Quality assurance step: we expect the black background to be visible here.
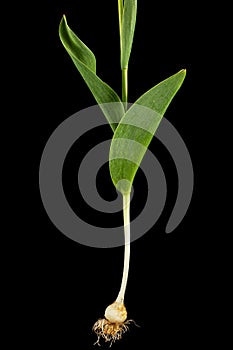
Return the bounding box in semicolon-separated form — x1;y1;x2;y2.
28;1;217;348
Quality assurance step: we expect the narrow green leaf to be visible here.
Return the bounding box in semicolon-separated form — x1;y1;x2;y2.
109;69;186;194
121;0;137;69
59;16;125;130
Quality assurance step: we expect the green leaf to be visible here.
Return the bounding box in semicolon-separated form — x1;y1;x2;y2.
59;15;125;131
109;69;186;194
121;0;137;69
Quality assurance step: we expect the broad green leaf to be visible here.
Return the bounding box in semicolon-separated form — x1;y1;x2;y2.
59;16;125;130
121;0;137;69
109;69;186;194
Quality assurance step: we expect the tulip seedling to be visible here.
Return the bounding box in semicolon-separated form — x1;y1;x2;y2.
59;0;186;346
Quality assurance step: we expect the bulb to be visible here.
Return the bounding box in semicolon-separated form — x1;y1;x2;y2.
93;302;136;346
104;301;127;323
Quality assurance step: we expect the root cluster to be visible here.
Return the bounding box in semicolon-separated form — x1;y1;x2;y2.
93;318;135;347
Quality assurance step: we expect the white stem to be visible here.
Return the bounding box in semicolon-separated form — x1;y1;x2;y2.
116;193;131;304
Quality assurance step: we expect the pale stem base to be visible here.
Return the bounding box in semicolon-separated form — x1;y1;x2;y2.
116;193;131;304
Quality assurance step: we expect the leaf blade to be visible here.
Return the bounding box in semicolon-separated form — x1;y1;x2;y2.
109;69;186;194
59;15;96;72
121;0;137;68
59;16;125;130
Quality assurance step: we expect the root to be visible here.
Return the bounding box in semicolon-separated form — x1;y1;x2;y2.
92;318;137;347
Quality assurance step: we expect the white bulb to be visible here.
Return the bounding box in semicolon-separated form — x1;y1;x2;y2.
104;301;127;323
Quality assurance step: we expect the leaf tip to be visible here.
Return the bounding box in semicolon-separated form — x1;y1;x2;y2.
177;68;187;83
60;14;67;25
181;68;187;76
